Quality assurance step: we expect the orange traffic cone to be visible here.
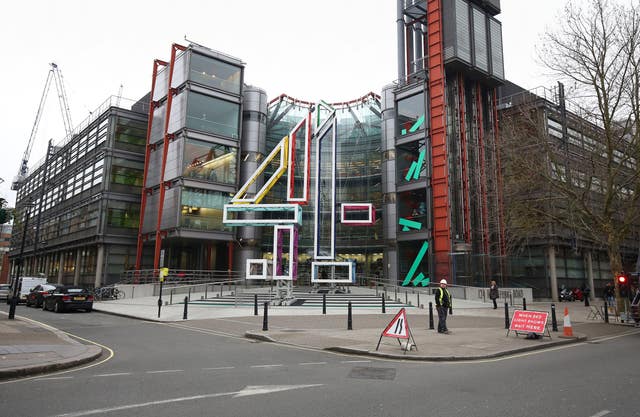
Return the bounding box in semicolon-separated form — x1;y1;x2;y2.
563;307;573;337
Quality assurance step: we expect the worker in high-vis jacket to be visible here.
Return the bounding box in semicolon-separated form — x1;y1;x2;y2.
434;279;452;334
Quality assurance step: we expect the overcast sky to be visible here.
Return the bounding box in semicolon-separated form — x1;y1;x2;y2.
0;0;574;208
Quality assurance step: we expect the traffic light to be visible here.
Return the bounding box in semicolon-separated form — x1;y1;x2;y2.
617;274;629;297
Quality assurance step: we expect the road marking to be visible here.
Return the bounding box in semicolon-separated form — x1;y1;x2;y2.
202;366;235;371
250;364;283;368
589;411;611;417
35;376;74;381
340;360;371;364
94;373;131;377
155;322;249;341
0;315;115;385
146;370;183;374
54;384;323;417
299;362;327;366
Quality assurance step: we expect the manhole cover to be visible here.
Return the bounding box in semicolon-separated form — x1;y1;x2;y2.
348;366;396;380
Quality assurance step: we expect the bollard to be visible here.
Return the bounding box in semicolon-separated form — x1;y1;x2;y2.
504;302;510;329
584;296;590;307
8;296;17;320
183;296;188;320
263;302;269;331
604;302;609;323
417;293;420;309
205;284;208;300
523;297;527;311
347;301;353;330
428;302;434;330
323;293;327;315
381;294;386;313
188;287;192;302
551;303;558;331
405;290;408;305
254;294;258;316
157;298;163;318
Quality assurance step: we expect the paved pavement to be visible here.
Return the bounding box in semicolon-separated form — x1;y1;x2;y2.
1;291;638;380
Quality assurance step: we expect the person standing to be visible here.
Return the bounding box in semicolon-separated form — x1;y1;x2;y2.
489;280;499;309
434;279;452;334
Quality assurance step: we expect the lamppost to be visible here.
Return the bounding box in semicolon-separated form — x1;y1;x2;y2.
8;201;34;320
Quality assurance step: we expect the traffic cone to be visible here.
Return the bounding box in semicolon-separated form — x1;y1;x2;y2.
563;307;573;337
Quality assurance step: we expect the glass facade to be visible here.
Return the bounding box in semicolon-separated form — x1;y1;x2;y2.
397;92;426;136
180;187;231;232
189;52;242;95
183;139;237;184
186;91;240;138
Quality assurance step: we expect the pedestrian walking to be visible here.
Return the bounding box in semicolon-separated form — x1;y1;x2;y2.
604;282;615;306
489;280;499;309
434;279;452;334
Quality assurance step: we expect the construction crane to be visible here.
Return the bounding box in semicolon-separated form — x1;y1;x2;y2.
12;62;73;191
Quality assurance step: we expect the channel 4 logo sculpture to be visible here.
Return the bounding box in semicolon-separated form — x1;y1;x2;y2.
223;101;376;284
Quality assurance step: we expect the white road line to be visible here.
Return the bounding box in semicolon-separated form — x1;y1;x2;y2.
36;376;74;381
146;370;184;374
340;360;371;364
299;362;328;366
202;366;235;371
250;364;283;368
94;373;131;377
589;411;611;417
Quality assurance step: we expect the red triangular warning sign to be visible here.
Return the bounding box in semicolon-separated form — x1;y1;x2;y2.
381;308;409;339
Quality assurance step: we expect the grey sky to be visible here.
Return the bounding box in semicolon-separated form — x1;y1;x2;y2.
0;0;570;207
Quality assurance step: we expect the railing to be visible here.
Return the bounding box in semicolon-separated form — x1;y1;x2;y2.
120;269;242;285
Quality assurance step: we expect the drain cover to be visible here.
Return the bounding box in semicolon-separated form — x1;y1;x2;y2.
348;366;396;380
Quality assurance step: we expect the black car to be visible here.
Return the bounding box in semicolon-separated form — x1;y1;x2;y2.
42;286;94;313
26;284;61;308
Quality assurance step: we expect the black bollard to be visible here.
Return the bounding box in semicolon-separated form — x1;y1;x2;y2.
8;296;17;320
263;302;269;331
428;302;434;330
551;303;558;331
157;298;163;319
254;294;258;316
347;301;353;330
183;296;188;320
604;302;609;323
584;295;590;307
504;302;510;329
323;293;327;315
381;294;386;313
523;298;527;311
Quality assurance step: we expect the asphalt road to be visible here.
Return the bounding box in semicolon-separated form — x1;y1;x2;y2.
2;307;639;417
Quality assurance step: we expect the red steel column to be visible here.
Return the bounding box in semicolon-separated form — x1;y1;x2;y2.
135;59;168;271
153;43;187;270
427;0;451;280
458;73;471;243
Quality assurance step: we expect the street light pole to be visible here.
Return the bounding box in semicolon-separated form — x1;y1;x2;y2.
8;203;33;320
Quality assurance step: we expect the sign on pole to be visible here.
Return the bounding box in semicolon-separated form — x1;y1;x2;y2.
376;308;417;352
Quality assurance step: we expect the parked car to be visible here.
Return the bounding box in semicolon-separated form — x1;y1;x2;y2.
0;284;10;301
42;286;94;313
26;284;61;308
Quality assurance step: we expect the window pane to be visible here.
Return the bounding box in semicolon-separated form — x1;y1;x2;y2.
189;53;242;95
397;93;426;136
183;139;237;184
180;187;231;231
186;92;240;139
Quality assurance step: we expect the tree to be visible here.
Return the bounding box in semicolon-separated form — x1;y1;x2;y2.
0;198;12;225
502;0;640;307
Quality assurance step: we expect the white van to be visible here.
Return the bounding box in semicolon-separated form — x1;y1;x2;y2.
14;277;48;303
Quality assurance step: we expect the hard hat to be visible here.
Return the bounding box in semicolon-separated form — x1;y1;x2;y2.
439;279;448;284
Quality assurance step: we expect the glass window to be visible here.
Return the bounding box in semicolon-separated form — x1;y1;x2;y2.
189;53;242;95
180;187;231;232
186;92;240;139
397;189;428;232
397;140;427;183
115;117;147;149
473;7;488;72
111;159;144;187
397;93;426;136
183;139;237;184
107;202;140;229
